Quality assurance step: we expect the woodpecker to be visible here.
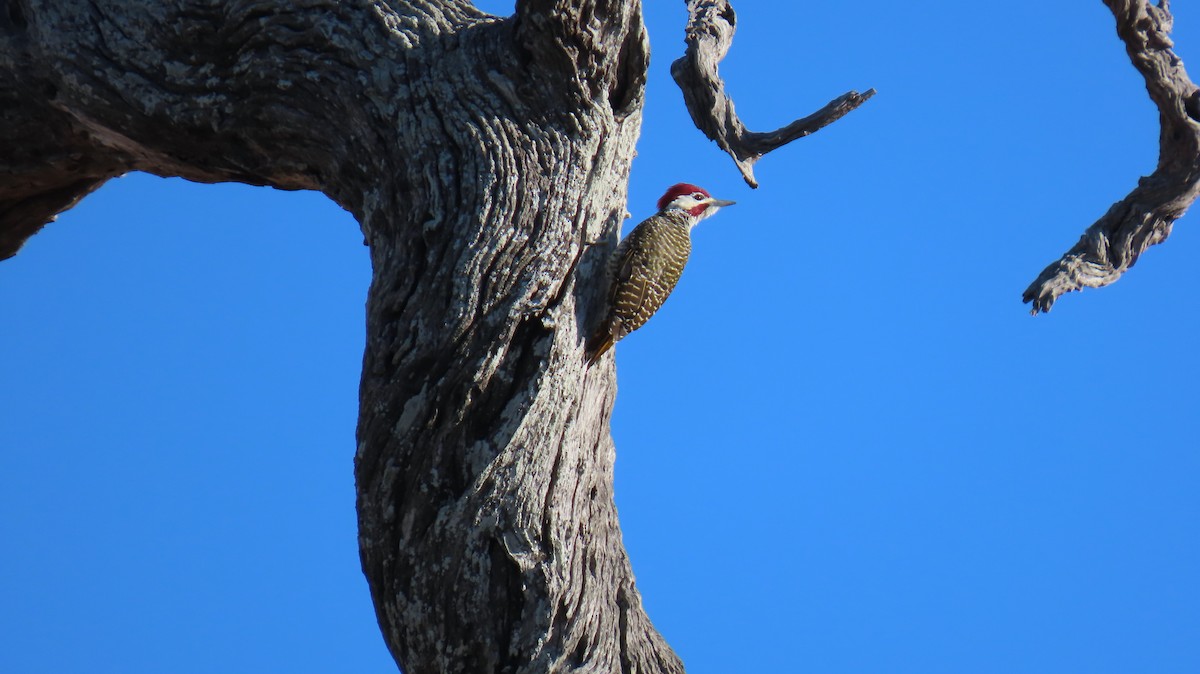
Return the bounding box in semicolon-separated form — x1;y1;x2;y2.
586;183;735;364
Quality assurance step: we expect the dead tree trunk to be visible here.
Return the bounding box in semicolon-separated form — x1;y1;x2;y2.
1;0;879;670
1;0;674;671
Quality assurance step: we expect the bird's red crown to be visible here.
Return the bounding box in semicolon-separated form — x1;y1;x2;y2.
657;183;711;211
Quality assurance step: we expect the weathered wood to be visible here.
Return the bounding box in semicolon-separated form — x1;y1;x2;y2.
1023;0;1200;313
670;0;875;188
1;0;878;671
0;1;678;672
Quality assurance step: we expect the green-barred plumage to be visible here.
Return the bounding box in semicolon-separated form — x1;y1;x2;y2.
608;211;692;339
586;183;734;364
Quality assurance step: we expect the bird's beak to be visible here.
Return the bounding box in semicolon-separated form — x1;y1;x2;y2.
707;198;736;208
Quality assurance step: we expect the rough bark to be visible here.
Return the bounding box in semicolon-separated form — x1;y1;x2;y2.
670;0;875;188
1023;0;1200;313
1;0;877;671
0;1;674;672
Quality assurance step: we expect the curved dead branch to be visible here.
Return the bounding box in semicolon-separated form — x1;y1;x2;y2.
670;0;875;188
1023;0;1200;314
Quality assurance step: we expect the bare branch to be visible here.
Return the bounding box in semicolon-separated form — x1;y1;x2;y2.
670;0;875;188
0;35;127;259
1023;0;1200;314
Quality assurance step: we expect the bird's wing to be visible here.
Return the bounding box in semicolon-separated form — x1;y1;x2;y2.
608;219;690;338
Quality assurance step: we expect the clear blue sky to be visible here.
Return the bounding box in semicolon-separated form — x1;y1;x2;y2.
3;3;1198;673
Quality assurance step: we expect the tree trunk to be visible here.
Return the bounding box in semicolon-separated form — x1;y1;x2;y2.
0;1;680;672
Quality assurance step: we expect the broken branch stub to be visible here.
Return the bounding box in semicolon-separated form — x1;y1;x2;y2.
1023;0;1200;314
670;0;875;188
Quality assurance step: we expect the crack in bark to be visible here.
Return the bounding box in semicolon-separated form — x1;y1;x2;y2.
1023;0;1200;313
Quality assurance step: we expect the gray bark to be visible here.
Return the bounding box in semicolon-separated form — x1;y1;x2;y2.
0;1;859;672
1;1;671;672
1023;0;1200;313
8;0;1181;671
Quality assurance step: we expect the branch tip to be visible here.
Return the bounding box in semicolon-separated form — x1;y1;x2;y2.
1022;0;1200;312
671;0;874;187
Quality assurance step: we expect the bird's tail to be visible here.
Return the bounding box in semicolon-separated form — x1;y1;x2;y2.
585;332;615;365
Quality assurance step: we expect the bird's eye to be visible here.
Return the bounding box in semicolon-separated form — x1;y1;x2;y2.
692;192;705;200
